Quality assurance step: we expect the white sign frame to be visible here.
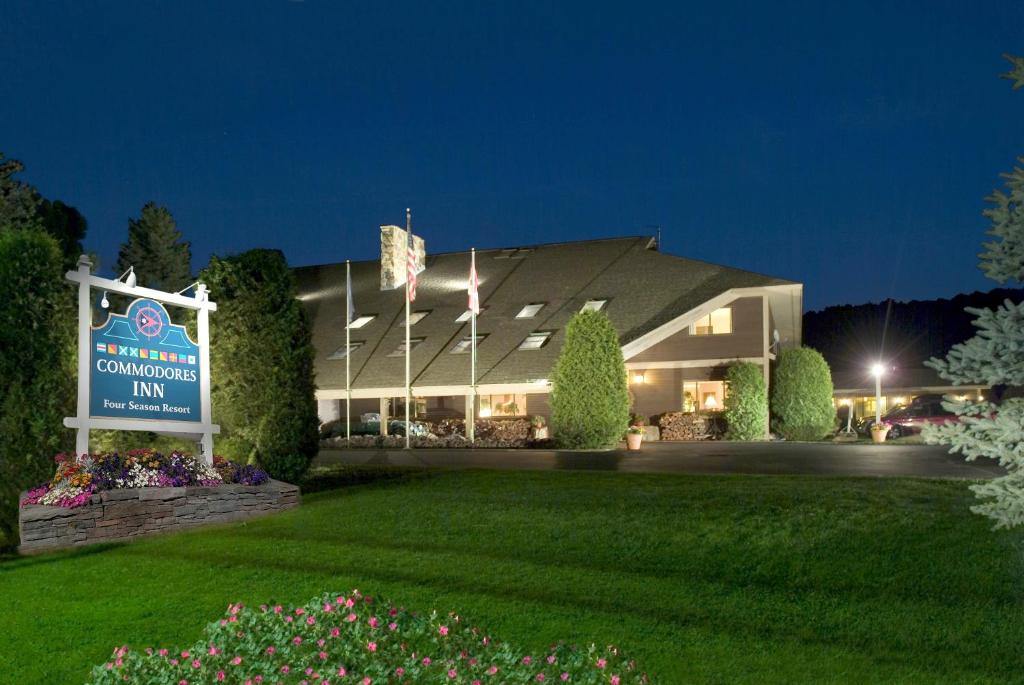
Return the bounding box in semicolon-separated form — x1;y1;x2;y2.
63;255;220;464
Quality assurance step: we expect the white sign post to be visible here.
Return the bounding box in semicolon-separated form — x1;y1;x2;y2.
63;255;220;464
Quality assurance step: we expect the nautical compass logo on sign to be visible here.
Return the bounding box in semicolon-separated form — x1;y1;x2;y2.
90;298;200;421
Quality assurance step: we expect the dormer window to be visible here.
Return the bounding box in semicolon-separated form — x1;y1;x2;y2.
401;310;430;326
455;307;485;322
450;334;486;354
348;315;376;329
519;331;552;350
516;303;545;319
387;337;425;357
327;341;364;360
580;299;607;312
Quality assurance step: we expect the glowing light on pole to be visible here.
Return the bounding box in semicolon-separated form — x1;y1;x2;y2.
871;363;885;426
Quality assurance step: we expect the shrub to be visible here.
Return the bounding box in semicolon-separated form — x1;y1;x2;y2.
201;250;319;483
88;590;647;685
723;361;768;440
550;310;630;448
0;229;75;542
771;347;836;441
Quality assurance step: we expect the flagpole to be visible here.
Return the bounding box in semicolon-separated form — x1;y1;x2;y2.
469;248;477;443
345;259;351;446
405;208;412;450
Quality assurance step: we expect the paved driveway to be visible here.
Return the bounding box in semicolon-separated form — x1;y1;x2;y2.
316;440;1003;480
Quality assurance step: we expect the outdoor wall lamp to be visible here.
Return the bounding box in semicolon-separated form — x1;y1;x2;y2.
116;265;137;289
100;291;109;309
632;372;645;384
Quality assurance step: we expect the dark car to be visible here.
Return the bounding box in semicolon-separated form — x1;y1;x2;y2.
859;395;956;439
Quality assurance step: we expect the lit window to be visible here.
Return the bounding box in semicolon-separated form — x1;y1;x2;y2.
327;341;364;360
455;307;485;322
401;310;430;326
516;303;545;319
581;299;607;312
479;394;527;417
690;307;732;335
682;381;726;413
387;337;425;357
519;331;552;350
348;315;376;329
450;334;486;354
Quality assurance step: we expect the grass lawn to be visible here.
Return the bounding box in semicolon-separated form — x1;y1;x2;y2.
3;468;1024;683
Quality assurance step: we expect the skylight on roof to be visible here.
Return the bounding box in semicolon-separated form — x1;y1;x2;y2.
516;303;545;319
348;315;376;329
327;341;364;360
580;299;607;312
519;331;552;350
403;310;430;326
450;334;486;354
455;307;485;322
387;337;425;357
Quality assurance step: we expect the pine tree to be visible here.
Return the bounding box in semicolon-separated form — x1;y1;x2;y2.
0;152;41;231
924;55;1024;528
116;202;192;292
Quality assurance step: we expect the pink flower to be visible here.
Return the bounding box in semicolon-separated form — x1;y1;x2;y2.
231;656;243;665
346;598;355;608
346;613;358;622
422;657;432;666
319;651;328;660
323;603;335;613
178;680;188;685
389;622;398;631
561;674;570;681
281;665;291;674
487;666;498;674
367;641;378;652
192;659;202;668
217;672;226;681
395;667;405;676
274;605;283;614
337;667;347;677
596;658;607;669
266;646;276;655
285;616;294;623
439;625;449;636
369;616;380;628
295;607;306;616
208;646;220;656
522;656;533;665
159;649;169;657
307;616;317;625
318;638;326;647
293;636;303;646
330;627;341;638
547;655;557;664
610;677;620;685
473;681;482;685
448;669;458;679
536;675;546;682
182;650;191;659
361;678;371;685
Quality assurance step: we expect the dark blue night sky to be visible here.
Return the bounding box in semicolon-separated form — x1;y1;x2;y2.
2;1;1021;310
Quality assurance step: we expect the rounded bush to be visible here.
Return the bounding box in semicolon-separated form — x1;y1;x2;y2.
550;310;630;449
771;347;836;441
723;361;768;440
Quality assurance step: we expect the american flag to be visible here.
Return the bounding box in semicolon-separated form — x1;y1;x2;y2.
407;229;417;302
468;254;479;314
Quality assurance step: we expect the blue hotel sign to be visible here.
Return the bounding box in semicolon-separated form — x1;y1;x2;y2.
91;298;201;422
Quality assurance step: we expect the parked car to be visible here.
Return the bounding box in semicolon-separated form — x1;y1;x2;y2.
858;395;955;439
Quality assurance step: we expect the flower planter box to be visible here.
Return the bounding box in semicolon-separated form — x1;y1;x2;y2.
18;480;299;554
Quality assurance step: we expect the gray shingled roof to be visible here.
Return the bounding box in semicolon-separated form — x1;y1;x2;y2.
294;236;796;391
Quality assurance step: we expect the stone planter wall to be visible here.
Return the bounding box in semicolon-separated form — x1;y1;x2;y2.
19;480;299;554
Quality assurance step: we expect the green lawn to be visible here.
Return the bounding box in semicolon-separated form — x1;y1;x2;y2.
3;468;1024;683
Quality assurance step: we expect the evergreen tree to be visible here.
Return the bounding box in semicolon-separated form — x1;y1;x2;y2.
925;55;1024;528
723;361;768;440
0;230;75;543
117;202;192;292
771;347;836;441
36;198;87;270
0;152;40;230
200;249;319;483
550;310;630;449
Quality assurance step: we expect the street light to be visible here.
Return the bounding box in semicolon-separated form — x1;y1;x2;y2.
871;363;885;425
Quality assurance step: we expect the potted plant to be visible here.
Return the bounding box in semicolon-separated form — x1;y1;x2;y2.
870;422;890;444
530;415;548;440
626;417;644;450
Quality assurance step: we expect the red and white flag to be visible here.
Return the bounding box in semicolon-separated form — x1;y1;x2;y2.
468;253;479;314
406;229;417;302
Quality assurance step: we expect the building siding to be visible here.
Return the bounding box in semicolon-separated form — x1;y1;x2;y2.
626;296;764;364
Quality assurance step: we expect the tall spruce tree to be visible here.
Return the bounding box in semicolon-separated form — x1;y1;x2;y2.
924;55;1024;528
117;202;192;292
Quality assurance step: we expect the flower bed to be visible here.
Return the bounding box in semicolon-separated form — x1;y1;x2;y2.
321;418;537;449
89;590;646;684
20;450;270;509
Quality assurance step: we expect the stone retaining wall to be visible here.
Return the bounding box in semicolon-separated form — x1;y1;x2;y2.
19;480;300;554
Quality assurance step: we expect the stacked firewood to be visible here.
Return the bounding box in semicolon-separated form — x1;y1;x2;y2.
657;412;710;441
